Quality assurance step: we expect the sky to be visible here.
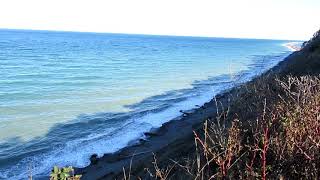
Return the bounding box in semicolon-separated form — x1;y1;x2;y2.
0;0;319;40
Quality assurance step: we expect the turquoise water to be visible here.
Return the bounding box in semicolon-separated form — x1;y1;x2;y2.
0;29;294;179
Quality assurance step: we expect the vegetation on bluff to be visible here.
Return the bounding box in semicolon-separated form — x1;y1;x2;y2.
141;76;320;179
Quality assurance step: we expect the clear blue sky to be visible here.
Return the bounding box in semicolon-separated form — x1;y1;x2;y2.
0;0;319;40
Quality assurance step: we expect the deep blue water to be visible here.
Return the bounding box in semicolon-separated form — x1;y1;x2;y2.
0;29;294;179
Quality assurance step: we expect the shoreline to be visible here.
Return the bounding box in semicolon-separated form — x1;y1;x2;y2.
75;89;233;179
75;50;296;179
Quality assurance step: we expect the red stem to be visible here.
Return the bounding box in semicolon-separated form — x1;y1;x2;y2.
262;126;269;180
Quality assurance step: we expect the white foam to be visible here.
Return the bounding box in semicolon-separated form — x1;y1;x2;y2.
0;83;227;180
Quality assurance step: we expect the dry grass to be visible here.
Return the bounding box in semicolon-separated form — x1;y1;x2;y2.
143;75;320;180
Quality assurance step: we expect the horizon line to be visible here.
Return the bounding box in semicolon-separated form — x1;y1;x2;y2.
0;28;307;42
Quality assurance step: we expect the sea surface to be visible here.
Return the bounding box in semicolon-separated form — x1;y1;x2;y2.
0;29;296;179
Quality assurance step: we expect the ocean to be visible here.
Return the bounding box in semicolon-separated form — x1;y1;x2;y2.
0;29;295;179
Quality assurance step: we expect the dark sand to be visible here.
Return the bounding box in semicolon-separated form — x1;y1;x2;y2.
75;90;233;179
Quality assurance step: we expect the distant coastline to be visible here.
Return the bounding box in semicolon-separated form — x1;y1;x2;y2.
283;42;302;51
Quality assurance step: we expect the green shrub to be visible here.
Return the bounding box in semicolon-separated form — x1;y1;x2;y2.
50;166;81;180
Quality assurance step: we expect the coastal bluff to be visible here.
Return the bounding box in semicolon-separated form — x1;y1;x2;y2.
76;29;320;180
